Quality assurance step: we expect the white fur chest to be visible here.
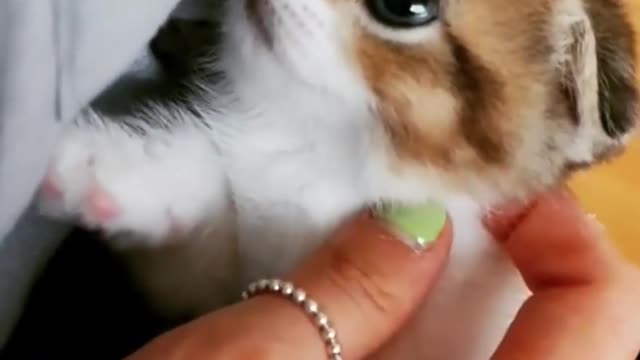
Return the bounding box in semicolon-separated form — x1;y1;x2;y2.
220;94;377;282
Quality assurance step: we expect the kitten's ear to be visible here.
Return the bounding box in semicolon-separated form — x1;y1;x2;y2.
556;0;638;166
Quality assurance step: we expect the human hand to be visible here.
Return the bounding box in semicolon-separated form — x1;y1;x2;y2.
127;187;640;360
485;187;640;360
126;205;453;360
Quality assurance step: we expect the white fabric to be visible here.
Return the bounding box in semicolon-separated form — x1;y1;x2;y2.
0;0;181;241
0;0;188;346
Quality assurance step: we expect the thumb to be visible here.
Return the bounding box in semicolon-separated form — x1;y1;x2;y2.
282;204;452;360
124;205;452;360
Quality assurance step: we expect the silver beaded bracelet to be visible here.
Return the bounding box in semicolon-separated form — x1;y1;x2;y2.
242;278;344;360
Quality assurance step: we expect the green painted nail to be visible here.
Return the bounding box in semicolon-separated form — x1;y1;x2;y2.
377;202;447;251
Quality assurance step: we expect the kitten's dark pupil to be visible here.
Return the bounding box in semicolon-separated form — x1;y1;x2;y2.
366;0;439;28
385;1;430;18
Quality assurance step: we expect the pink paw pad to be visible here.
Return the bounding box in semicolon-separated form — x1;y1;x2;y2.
41;176;62;198
84;185;120;223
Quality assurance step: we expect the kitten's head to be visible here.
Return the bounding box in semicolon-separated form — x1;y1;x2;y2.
223;0;638;204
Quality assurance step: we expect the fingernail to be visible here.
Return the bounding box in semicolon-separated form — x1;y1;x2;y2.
375;202;447;251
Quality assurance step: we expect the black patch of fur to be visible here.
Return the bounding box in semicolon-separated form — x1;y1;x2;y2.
445;29;507;164
587;0;638;137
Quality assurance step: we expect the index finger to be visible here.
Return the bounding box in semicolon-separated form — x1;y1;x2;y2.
486;187;622;291
485;187;640;359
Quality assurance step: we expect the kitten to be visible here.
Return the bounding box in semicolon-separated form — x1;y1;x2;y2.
40;0;637;358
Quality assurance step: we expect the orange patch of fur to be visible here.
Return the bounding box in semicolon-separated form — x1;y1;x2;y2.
337;0;637;201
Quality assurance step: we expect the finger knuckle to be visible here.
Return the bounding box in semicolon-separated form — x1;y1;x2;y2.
325;244;399;318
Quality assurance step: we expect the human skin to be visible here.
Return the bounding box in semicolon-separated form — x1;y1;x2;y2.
127;187;640;360
487;189;640;360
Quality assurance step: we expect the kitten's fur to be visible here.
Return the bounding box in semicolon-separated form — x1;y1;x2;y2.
40;0;637;358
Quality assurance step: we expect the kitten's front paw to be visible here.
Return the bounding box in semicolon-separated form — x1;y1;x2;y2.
39;126;224;243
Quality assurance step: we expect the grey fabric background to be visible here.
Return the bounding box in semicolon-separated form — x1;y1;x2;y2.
0;0;223;347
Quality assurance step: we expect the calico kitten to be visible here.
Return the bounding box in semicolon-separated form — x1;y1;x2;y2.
40;0;637;358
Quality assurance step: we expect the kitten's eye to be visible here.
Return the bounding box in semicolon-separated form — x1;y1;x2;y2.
365;0;439;28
